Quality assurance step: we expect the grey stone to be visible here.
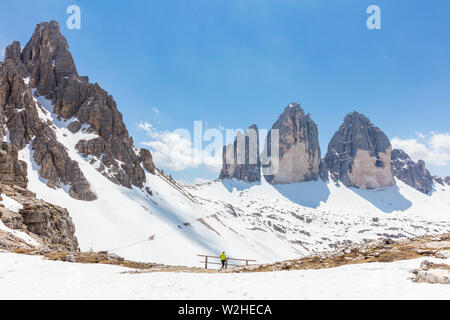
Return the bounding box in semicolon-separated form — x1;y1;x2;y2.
1;20;157;197
324;111;394;189
390;149;433;194
219;124;261;182
445;176;450;185
433;176;444;186
263;103;321;184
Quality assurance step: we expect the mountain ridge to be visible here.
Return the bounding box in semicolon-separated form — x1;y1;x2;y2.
0;21;449;266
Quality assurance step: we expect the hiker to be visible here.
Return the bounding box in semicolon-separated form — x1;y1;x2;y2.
219;251;227;270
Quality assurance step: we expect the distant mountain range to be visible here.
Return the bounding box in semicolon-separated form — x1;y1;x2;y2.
0;21;449;266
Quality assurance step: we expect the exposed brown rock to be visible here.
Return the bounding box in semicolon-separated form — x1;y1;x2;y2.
219;124;261;182
20;201;78;251
1;20;157;199
1;41;96;200
139;148;156;174
324;112;395;189
19;21;155;189
0;142;28;188
0;206;23;229
67;120;81;133
21;20;78;97
391;149;433;194
0;183;78;251
32;129;97;200
263;103;321;184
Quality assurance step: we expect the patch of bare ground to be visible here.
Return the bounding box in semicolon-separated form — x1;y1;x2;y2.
45;250;211;273
3;233;450;274
227;233;450;273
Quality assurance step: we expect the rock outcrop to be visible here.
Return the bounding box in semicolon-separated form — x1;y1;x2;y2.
324;111;395;189
445;177;450;186
0;140;78;251
20;21;155;189
0;183;78;251
0;20;156;199
0;37;96;200
319;159;329;181
411;260;450;285
262;103;321;184
219;125;261;182
433;176;445;186
0;142;28;188
390;149;433;194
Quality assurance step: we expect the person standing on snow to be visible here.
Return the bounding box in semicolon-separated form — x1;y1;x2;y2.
219;251;227;270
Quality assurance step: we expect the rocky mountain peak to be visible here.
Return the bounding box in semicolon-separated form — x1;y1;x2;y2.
262;103;321;184
219;124;261;182
433;176;445;186
0;21;156;201
5;41;21;62
21;20;78;94
324;111;394;189
390;149;433;194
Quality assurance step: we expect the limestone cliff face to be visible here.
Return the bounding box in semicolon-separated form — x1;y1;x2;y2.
219;124;261;182
22;21;155;187
263;103;321;184
0;183;79;252
0;20;158;250
324;112;395;189
0;21;156;200
0;42;96;200
390;149;433;194
0;142;78;251
0;142;27;188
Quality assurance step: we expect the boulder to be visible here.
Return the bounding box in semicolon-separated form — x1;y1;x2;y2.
0;182;79;251
0;206;24;229
20;199;78;251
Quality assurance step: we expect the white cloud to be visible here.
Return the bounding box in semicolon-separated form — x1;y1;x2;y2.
152;107;160;117
138;122;222;172
415;131;425;140
391;132;450;167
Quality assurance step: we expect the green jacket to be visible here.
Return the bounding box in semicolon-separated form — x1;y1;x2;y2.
220;253;226;261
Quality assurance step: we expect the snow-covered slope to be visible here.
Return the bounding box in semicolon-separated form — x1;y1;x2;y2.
1;251;450;299
16;97;450;266
188;178;450;257
10;77;449;267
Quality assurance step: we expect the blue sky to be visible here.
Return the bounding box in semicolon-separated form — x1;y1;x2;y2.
1;0;450;182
